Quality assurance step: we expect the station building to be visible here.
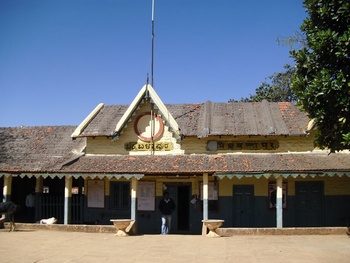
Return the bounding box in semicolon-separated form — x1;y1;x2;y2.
1;84;350;234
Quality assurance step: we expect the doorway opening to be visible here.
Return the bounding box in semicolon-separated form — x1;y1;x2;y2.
166;183;191;233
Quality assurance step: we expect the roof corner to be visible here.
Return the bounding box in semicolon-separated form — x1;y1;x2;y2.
71;103;104;138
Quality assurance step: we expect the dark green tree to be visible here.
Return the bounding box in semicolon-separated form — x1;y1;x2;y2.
231;64;297;102
291;0;350;152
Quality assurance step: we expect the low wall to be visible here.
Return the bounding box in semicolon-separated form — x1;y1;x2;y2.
216;227;349;236
8;223;116;233
7;223;350;236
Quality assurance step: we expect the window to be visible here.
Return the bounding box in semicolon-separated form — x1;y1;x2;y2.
110;182;130;210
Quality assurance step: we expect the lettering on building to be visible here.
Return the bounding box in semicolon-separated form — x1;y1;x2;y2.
207;140;279;151
125;142;173;151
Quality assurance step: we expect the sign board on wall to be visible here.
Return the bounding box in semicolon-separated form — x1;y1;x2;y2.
207;140;279;151
138;181;155;211
200;182;218;200
125;142;173;151
87;180;105;208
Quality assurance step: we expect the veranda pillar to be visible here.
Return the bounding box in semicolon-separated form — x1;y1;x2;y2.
2;175;12;202
64;176;72;225
131;177;138;232
202;173;209;235
276;176;283;228
1;175;12;221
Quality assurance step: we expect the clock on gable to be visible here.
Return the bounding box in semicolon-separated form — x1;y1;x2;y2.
134;112;164;142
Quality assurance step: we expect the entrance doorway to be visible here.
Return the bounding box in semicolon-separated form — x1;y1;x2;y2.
166;183;191;233
232;185;255;227
11;176;36;222
296;181;324;226
0;178;3;201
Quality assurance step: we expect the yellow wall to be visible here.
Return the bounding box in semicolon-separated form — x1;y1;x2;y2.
83;174;350;200
218;175;350;197
86;102;183;155
219;177;268;196
84;177;132;196
286;176;350;195
324;176;350;195
86;132;315;155
144;175;200;197
182;135;315;154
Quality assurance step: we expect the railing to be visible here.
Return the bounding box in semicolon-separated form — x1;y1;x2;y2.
38;194;83;224
40;195;64;223
71;195;84;224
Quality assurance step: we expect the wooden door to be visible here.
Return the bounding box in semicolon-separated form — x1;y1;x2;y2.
233;185;255;227
296;181;324;226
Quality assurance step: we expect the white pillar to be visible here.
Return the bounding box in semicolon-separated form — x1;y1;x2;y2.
276;176;283;228
64;176;72;225
131;177;137;221
34;177;43;222
2;175;12;202
202;173;209;236
2;175;12;220
203;173;209;220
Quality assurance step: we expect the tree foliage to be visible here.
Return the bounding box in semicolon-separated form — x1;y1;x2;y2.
277;31;307;50
231;64;297;102
291;0;350;152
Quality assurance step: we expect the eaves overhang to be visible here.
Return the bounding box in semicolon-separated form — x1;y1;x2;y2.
0;172;144;180
215;171;350;179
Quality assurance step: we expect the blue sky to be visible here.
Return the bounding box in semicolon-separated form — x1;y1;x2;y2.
0;0;307;127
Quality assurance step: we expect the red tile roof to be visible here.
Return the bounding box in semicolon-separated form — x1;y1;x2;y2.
1;126;349;175
78;101;310;138
57;152;350;175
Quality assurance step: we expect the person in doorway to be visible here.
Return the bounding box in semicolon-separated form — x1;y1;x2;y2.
158;191;176;235
25;191;36;222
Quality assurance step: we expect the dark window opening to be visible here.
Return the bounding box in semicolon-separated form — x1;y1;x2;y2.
110;182;130;210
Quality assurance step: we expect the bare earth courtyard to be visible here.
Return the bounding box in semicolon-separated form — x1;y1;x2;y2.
0;229;349;263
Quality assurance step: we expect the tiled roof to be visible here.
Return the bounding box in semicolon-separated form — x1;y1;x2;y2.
80;105;128;136
61;154;215;174
1;126;349;174
59;152;350;175
0;126;85;172
78;100;310;138
212;152;350;173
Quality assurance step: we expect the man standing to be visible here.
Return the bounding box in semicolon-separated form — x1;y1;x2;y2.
25;191;36;222
158;192;176;235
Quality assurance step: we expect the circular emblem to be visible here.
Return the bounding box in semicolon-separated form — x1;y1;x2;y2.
134;112;164;141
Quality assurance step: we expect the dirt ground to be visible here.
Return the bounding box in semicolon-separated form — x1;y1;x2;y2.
1;229;350;263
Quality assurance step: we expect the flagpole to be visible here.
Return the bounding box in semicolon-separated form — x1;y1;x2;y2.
150;0;155;154
151;0;155;88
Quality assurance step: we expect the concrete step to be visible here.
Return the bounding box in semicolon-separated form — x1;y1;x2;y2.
6;223;350;236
